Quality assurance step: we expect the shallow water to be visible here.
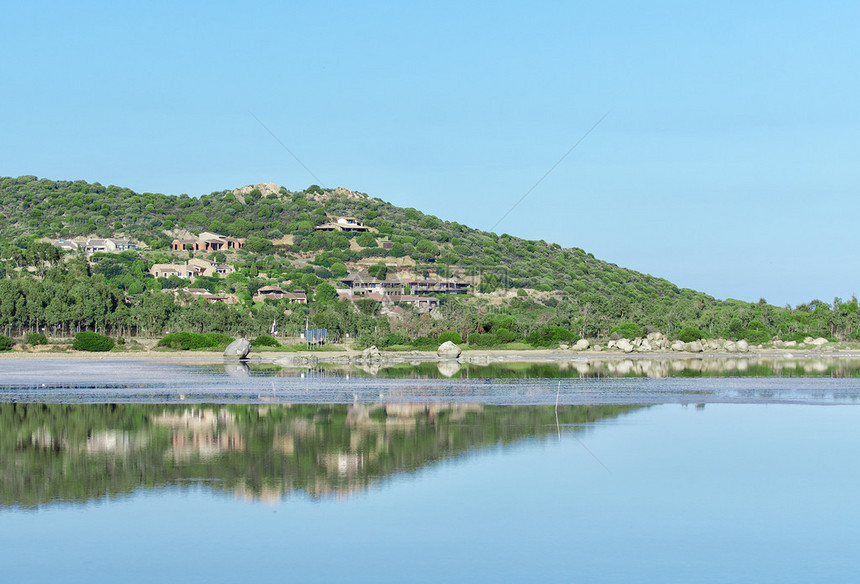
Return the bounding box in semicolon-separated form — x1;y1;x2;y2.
1;358;858;583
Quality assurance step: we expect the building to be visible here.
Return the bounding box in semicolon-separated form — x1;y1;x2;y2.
315;216;371;232
171;232;245;252
150;258;235;280
340;273;471;296
252;286;307;304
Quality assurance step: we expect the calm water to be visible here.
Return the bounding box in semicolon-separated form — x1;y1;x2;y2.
1;357;859;583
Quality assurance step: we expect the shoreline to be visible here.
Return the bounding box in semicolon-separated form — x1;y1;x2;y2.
2;346;860;364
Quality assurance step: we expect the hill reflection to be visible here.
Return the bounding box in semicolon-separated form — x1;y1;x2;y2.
1;403;636;508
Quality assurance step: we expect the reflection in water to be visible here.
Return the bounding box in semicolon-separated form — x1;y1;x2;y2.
0;403;636;508
316;356;860;380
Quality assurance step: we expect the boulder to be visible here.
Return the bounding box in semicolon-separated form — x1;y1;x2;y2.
783;340;797;347
436;340;462;359
809;337;828;346
670;341;685;352
736;340;749;353
224;337;251;359
559;343;569;350
616;338;635;353
683;341;704;353
573;339;590;351
723;341;737;353
638;339;652;352
362;345;382;361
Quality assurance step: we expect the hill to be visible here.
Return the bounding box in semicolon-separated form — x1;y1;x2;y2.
0;175;856;345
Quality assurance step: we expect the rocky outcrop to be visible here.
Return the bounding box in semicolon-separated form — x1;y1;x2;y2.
437;341;462;359
573;339;590;351
224;338;251;359
362;345;382;361
615;338;635;353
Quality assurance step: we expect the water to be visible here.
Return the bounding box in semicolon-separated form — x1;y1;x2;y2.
1;357;858;583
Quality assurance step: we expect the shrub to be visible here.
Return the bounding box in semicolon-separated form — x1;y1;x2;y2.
526;326;575;347
0;335;12;352
437;331;463;345
27;332;49;345
495;328;519;343
73;331;115;352
742;320;773;345
252;334;280;347
467;332;498;347
677;326;703;343
609;323;642;339
157;332;234;350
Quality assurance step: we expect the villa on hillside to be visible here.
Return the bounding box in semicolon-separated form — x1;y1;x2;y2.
340;273;471;296
150;258;235;280
171;232;245;252
50;238;138;255
253;285;307;304
315;216;371;233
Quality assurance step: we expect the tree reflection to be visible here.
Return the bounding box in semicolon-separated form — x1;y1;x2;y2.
0;403;637;508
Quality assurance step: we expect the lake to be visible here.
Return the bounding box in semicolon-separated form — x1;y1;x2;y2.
1;357;858;583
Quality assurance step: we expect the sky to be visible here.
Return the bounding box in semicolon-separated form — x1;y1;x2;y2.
2;0;858;306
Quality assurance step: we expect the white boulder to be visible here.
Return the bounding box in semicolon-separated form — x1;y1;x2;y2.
436;341;462;359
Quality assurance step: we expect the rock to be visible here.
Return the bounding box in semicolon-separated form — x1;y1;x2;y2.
607;340;617;349
647;332;664;342
736;340;749;353
784;340;797;347
671;341;685;352
639;339;652;352
559;343;569;350
224;337;251;359
632;337;643;347
573;339;590;351
809;337;828;346
616;338;635;353
436;341;462;359
723;341;737;353
362;345;382;361
683;341;703;353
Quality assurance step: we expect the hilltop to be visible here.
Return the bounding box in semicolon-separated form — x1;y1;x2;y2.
0;175;856;346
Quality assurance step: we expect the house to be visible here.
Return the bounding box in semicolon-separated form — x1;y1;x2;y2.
340;273;471;296
150;258;235;280
406;279;471;295
171;232;245;252
315;216;371;232
55;240;79;252
341;273;404;296
252;286;306;304
83;238;137;255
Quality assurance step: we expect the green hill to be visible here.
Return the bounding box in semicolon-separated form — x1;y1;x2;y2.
0;175;856;344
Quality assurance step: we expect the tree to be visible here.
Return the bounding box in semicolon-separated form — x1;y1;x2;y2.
314;282;337;303
368;262;388;281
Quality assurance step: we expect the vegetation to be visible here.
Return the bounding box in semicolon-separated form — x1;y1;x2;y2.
1;175;859;347
72;331;114;352
26;332;48;345
0;335;11;351
156;332;234;350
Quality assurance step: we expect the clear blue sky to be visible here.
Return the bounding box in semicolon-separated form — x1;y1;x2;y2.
3;1;857;306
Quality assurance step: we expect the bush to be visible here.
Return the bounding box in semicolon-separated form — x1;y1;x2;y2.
27;332;49;345
609;323;642;339
73;331;115;352
742;320;773;345
437;331;463;345
157;332;234;350
526;326;575;347
0;335;12;352
467;332;499;347
252;334;280;347
677;326;703;343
